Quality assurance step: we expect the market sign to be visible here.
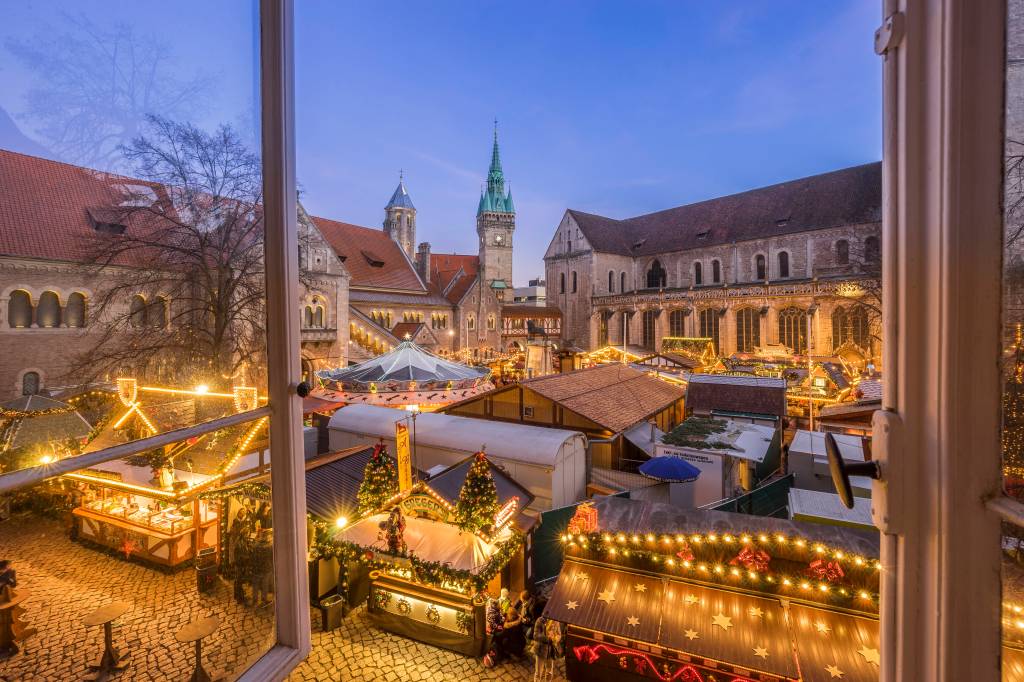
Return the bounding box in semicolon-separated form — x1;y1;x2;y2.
396;422;412;492
398;493;450;522
494;496;519;532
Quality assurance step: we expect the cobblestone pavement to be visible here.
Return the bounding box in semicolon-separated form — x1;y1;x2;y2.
0;514;274;681
0;514;563;682
290;606;565;682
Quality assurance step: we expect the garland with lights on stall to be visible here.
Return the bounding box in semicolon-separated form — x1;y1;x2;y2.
560;529;880;611
308;514;523;594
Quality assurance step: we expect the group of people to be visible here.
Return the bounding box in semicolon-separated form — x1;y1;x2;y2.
483;587;563;680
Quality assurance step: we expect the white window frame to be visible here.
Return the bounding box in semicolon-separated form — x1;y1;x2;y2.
878;1;1003;680
0;2;310;679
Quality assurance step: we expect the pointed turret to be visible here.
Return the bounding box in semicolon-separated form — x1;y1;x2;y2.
504;187;515;213
478;122;513;216
383;171;416;259
386;174;415;210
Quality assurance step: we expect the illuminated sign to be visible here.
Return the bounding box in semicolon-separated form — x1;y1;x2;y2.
494;496;519;531
395;422;412;492
398;493;449;522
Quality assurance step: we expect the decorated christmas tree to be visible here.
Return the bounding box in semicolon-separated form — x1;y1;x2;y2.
357;443;399;514
1005;325;1024;488
454;451;499;534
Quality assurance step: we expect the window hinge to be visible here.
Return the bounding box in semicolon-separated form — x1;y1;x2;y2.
874;12;906;56
869;409;906;534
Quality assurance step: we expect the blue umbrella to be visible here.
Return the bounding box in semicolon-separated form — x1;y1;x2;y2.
638;456;701;483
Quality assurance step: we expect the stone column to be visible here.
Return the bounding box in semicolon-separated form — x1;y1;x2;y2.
766;306;779;345
719;302;736;357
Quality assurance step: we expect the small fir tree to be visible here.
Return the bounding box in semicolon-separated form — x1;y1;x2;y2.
455;451;499;534
357;443;399;514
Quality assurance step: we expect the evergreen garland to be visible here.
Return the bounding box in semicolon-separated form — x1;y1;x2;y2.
357;443;399;514
454;451;499;533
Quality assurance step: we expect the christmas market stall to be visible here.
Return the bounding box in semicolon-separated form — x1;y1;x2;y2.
64;379;268;568
0;393;104;473
310;448;534;656
545;495;883;682
313;340;493;412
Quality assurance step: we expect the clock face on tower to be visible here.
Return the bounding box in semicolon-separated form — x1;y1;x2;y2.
495;233;503;244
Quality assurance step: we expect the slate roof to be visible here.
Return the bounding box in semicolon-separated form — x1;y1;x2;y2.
426;454;535;510
520;364;684;433
385;179;415;209
686;374;788;419
567;162;881;257
312;216;425;291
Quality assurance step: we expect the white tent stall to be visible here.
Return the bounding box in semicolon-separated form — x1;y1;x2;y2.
327;404;587;510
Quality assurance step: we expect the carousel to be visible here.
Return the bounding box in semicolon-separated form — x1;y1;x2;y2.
314;341;494;412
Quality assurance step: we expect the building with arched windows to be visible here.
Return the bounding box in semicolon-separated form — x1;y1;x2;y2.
544;163;882;366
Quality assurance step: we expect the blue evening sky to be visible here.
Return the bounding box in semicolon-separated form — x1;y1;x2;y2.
0;1;880;286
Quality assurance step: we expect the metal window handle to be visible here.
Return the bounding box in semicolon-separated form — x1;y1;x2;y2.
825;431;881;509
295;381;311;398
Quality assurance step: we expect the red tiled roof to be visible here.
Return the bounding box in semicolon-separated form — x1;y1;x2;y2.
568;162;881;256
390;321;425;341
312;216;425;291
0;150;167;265
431;253;479;304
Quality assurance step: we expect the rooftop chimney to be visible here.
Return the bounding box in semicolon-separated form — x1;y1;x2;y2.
416;242;431;284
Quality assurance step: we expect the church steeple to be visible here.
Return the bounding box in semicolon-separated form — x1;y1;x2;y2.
478;121;515;216
383;171;416;259
476;121;515;292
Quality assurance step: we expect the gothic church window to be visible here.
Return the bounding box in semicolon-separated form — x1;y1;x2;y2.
755;254;767;280
642;310;658;349
8;290;32;328
608;271;615;293
711;259;721;284
832;305;870;350
778;251;790;278
694;262;703;286
467;315;475;331
129;295;147;328
487;314;496;331
836;239;850;265
646;260;666;289
572;271;578;293
559;273;565;294
620;272;627;293
669;309;686;336
149;296;168;328
864;235;880;263
303;307;314;328
735;308;761;353
698;308;720;355
778;307;807;353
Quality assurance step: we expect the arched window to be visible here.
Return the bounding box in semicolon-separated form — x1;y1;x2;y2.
21;371;40;396
778;307;807;353
385;311;393;328
559;272;566;294
314;306;324;328
608;271;615;293
642;310;658;349
669;309;686;336
836;239;850;265
150;296;168;328
777;251;790;278
8;290;32;328
735;308;761;353
698;308;721;354
467;315;476;331
620;272;627;293
711;259;721;284
487;314;496;330
755;254;767;280
832;305;871;350
129;295;147;328
36;291;61;328
66;292;86;328
303;307;313;327
864;235;880;263
571;271;578;293
646;260;666;289
694;262;703;286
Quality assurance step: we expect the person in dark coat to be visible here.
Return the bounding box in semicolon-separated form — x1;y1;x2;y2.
0;560;16;590
502;606;526;659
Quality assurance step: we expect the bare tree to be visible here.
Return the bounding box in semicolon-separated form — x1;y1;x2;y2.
5;14;212;170
67;116;265;390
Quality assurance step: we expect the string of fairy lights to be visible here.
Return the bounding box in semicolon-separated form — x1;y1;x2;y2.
561;529;881;609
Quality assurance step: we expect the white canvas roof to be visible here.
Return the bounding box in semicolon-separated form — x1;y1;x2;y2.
788;488;874;529
328;404;584;467
789;430;866;461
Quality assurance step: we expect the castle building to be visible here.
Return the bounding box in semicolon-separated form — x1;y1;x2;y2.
543;163;883;368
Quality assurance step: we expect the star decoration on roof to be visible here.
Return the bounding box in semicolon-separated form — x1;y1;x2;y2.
748;606;764;619
626;616;640;627
684;594;700;605
753;646;769;659
597;590;615;604
633;583;647;593
825;663;845;678
684;629;700;641
815;621;832;635
566;601;579;611
573;572;589;581
857;646;881;666
711;613;733;630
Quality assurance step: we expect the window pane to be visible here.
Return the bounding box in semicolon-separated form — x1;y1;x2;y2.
0;2;266;479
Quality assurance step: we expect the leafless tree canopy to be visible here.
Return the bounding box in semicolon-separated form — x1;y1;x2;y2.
68;116;266;390
5;14;212;170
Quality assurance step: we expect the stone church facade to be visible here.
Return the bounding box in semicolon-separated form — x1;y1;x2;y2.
544;163;883;367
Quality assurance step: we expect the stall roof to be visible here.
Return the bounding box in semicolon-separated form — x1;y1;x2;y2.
0;395;93;451
686;374;787;419
789;430;874;491
317;340;489;385
427;455;535;510
329;404;585;467
662;418;776;463
304;446;426;522
789;488;874;530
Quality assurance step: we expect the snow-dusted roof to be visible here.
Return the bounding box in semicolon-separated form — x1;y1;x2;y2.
327;404;585;467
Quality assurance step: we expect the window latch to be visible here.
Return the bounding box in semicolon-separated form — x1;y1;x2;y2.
874;12;906;56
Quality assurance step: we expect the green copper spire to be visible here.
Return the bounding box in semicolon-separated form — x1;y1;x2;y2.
478;120;514;216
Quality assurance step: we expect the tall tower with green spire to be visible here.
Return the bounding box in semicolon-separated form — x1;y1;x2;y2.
476;121;515;296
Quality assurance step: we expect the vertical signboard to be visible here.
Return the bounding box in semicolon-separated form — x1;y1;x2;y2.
395;421;412;492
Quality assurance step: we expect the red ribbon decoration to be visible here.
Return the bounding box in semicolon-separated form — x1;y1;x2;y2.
808;559;845;582
730;546;771;573
675;544;695;562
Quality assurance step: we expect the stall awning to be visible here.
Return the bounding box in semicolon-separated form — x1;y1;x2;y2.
622;422;664;457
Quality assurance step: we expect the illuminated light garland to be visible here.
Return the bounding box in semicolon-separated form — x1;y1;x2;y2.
572;643;756;682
